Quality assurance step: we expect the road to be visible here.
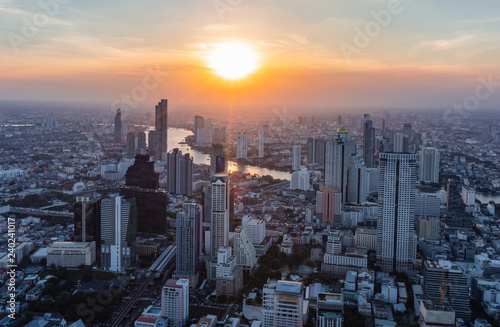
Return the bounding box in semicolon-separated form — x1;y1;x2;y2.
108;271;156;327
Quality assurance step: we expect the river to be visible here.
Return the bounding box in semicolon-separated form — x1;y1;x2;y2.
146;127;291;180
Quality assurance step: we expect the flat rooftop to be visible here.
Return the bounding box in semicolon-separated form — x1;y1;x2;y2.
50;242;93;248
422;299;454;312
276;280;302;294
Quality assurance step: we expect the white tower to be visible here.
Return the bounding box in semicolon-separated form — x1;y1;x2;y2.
236;133;248;159
377;153;417;272
258;130;265;158
292;145;302;171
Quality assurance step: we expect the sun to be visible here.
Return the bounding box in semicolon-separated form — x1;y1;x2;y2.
207;42;260;81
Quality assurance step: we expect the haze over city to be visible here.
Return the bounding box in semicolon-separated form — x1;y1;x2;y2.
1;1;500;327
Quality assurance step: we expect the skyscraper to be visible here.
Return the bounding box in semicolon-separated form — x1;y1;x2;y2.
321;187;342;225
74;196;102;254
120;154;167;234
377;153;417;272
403;123;412;140
346;154;368;204
175;203;202;285
258;130;265;158
126;132;136;156
236;133;248;159
167;148;193;196
194;115;205;141
211;174;230;258
363;114;376;168
155;99;168;161
393;133;409;153
419;147;440;184
233;226;257;272
325;127;356;202
137;131;146;153
148;131;156;157
211;143;227;176
292;145;301;171
100;196;137;272
161;279;189;327
263;279;305;327
307;137;326;165
424;260;471;323
114;108;122;142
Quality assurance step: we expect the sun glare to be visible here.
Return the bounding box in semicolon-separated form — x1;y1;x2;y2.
207;42;259;81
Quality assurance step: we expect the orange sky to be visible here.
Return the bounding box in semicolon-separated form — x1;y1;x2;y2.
1;0;499;111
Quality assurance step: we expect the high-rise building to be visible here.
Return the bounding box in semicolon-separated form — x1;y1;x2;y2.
292;145;302;171
213;126;227;143
155;99;168;161
307;138;326;165
258;130;265;158
148;131;156;157
120;154;167;234
233;226;257;272
114;108;122;142
74;196;102;255
211;143;227;176
236;133;247;159
416;217;440;240
321;187;342;225
325;127;356;202
423;260;470;323
126;132;136;155
194;115;205;140
161;279;189;327
415;193;441;217
167;148;193;196
403;123;412;141
211;174;229;258
393;133;409;153
100;196;137;272
462;186;476;206
175;203;202;286
419;147;440;184
242;217;266;245
290;168;310;191
263;279;305;327
347;154;368;205
215;247;243;297
316;190;324;221
363;114;376;168
137;131;146;153
377;153;417;272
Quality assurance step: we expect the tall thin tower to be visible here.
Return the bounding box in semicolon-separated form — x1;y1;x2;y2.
114;108;122;142
175;203;202;285
377;153;417;272
155;99;168;161
258;131;265;158
211;174;229;258
324;127;356;202
363;114;376;168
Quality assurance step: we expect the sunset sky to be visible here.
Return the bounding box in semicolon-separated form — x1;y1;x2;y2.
1;0;499;111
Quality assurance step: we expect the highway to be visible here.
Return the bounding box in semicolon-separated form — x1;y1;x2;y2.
108;271;156;327
10;207;73;218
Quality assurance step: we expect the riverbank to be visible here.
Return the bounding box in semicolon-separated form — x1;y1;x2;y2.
185;135;293;175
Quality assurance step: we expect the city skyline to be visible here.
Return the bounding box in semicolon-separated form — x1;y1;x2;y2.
2;1;500;326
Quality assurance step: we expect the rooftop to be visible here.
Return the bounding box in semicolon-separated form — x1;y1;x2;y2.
276;280;302;294
50;241;94;248
421;299;454;312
